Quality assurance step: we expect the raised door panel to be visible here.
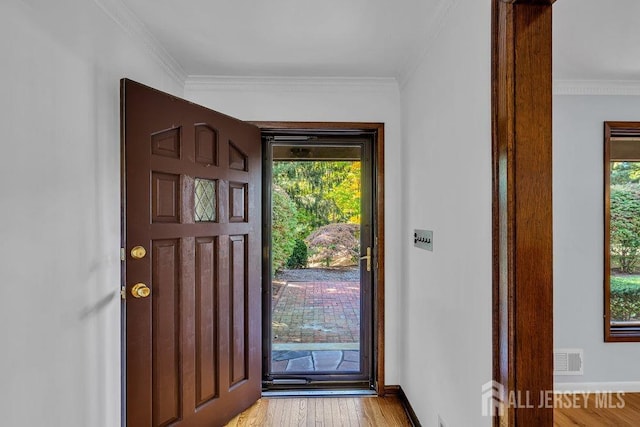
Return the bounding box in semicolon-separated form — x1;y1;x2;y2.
229;235;248;386
195;236;219;407
152;172;180;223
151;239;182;426
229;182;247;223
195;125;218;166
152;127;181;159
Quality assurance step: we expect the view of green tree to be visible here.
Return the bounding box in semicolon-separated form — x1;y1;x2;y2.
328;162;361;224
611;161;640;185
271;160;362;271
610;183;640;273
273;161;361;235
285;239;308;269
271;185;300;272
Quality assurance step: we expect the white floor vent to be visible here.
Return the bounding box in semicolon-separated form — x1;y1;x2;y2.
554;348;583;376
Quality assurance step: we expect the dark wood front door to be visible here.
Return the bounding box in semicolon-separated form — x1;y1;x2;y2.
121;79;261;426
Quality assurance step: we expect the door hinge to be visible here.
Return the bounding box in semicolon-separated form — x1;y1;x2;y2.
120;286;126;300
120;248;125;261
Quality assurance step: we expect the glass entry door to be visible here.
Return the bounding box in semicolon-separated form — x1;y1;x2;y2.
263;135;375;388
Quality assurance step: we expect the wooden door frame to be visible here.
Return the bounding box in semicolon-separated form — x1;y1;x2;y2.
251;121;386;396
492;0;555;425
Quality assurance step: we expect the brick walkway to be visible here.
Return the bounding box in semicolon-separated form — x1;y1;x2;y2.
272;281;360;344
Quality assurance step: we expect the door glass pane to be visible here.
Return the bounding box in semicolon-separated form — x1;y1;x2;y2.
270;144;362;374
194;178;216;222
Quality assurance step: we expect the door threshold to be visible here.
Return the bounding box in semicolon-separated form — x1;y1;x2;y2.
262;389;377;398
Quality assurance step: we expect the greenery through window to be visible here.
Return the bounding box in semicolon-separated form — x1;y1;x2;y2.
271;159;361;274
605;122;640;341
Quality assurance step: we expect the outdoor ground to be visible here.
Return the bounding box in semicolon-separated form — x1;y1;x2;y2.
271;267;361;372
272;267;360;344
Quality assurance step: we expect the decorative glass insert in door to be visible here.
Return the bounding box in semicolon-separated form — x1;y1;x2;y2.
194;178;216;222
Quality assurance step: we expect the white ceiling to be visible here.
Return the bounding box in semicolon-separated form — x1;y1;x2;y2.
121;0;442;78
120;0;640;82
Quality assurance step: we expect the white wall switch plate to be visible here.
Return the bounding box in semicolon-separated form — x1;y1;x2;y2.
414;229;433;251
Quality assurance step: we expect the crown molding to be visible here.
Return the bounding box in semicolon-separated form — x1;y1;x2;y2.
554;80;640;96
93;0;187;86
396;0;459;89
184;75;399;94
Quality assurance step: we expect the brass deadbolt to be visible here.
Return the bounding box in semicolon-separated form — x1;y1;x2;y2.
130;246;147;259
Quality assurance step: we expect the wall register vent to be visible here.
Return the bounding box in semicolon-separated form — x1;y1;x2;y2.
554;348;583;376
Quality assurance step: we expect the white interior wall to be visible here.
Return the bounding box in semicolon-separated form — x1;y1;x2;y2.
398;0;492;425
184;77;403;384
0;1;182;426
554;94;640;391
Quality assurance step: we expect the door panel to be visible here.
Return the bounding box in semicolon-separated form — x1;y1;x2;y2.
122;79;261;426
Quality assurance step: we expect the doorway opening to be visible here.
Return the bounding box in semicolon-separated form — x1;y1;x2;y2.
258;124;384;392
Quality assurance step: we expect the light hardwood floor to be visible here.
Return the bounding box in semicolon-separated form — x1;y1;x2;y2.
225;396;413;426
554;393;640;426
226;393;640;426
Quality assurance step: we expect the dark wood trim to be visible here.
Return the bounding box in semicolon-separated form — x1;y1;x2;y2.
253;121;385;132
252;121;386;395
374;124;385;396
492;3;516;421
492;2;554;426
384;386;421;427
603;121;640;342
503;0;556;5
119;79;127;427
383;385;400;395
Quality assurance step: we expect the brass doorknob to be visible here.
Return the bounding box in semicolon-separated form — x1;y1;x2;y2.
130;246;147;259
131;283;151;298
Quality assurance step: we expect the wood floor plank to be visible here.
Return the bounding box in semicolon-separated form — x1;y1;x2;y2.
358;398;375;426
554;393;640;426
345;398;360;426
225;396;412;427
271;397;286;426
282;397;294;427
294;397;307;426
379;395;410;426
314;397;323;426
330;398;341;426
323;397;335;427
305;398;316;427
336;398;351;427
364;397;388;426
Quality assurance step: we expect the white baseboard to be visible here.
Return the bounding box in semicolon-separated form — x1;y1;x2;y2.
554;382;640;393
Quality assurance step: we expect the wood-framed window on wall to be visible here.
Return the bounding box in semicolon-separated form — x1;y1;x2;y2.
604;121;640;342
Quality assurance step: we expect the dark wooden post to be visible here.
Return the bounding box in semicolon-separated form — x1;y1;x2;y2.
492;0;555;425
